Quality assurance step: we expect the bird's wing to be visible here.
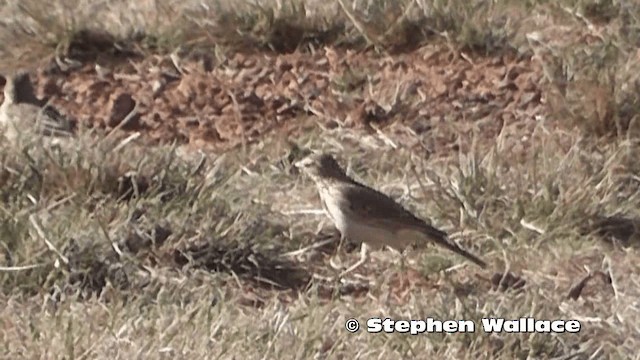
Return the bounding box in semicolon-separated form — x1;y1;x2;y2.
338;182;449;240
339;182;487;268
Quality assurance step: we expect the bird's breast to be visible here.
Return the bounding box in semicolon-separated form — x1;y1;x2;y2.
319;188;415;251
319;187;349;233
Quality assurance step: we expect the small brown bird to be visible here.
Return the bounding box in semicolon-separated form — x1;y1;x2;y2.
295;152;487;275
0;70;74;143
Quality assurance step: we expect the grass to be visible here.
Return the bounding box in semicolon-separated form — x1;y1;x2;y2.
0;0;639;359
1;0;638;138
0;121;638;358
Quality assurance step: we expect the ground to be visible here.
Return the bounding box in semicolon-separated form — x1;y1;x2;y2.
0;0;639;359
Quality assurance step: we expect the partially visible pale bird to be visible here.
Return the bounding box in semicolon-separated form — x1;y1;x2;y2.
0;70;74;143
295;152;487;276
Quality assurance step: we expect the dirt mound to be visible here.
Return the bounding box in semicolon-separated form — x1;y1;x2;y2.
2;46;545;153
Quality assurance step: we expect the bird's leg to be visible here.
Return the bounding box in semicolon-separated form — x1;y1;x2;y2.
329;234;347;270
398;249;410;285
339;243;369;277
399;250;406;273
336;234;346;254
386;246;407;280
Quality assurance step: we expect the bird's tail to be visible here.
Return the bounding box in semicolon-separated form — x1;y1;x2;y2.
437;238;487;269
423;228;487;269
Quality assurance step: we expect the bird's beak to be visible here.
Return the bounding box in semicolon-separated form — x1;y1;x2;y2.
293;154;317;171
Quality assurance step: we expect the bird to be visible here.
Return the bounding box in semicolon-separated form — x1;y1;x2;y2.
295;152;487;276
0;70;74;144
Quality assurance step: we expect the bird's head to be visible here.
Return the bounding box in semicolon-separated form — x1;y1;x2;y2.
295;152;348;182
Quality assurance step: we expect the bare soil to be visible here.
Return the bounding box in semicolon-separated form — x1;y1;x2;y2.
2;46;545;154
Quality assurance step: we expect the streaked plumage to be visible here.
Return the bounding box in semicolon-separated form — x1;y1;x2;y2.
296;153;487;269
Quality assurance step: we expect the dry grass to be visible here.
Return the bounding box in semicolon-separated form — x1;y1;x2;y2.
0;0;639;359
2;0;639;137
0;119;638;359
